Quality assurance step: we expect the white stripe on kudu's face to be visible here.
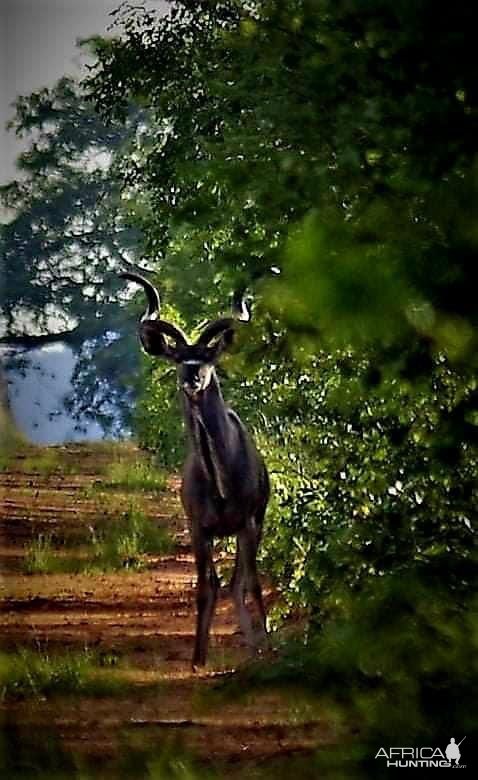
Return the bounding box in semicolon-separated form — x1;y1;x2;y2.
198;364;214;390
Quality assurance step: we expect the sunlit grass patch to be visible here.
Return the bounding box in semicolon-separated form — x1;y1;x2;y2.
23;505;174;574
19;447;62;475
0;439;78;476
0;648;128;700
24;534;64;574
100;458;167;493
24;534;90;575
89;504;174;571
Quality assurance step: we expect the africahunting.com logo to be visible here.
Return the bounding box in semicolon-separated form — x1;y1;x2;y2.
375;737;467;768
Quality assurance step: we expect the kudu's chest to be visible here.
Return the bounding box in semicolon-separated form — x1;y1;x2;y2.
181;449;263;538
181;464;257;536
180;363;266;538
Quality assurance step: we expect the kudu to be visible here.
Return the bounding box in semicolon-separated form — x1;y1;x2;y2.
121;272;270;667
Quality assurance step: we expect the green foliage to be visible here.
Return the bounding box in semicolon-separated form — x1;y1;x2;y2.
0;724;221;780
87;0;477;607
236;352;477;619
1;74;136;334
213;572;478;774
134;361;185;468
0;72;145;432
87;0;478;362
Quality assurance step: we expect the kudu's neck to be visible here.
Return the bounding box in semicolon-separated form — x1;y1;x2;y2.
182;370;234;499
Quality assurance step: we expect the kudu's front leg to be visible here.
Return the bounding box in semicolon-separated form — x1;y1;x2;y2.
192;529;219;669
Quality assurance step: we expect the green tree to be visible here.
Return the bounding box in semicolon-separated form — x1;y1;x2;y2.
85;0;478;580
0;75;147;431
86;0;478;557
87;0;478;362
86;1;478;755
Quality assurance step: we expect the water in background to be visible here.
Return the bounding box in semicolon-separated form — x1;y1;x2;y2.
3;342;104;445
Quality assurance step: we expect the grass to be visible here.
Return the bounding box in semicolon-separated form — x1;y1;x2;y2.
23;506;174;574
99;458;168;493
24;534;63;574
89;504;174;570
0;726;224;780
18;448;62;475
0;444;75;477
0;648;128;701
2;440;167;490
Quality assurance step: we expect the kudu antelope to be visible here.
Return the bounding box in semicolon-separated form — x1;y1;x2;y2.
121;272;269;667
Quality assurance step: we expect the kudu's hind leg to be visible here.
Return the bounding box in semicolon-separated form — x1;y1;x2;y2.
231;519;268;653
192;532;219;669
230;539;255;650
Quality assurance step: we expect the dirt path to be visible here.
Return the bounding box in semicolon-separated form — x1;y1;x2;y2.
0;444;337;777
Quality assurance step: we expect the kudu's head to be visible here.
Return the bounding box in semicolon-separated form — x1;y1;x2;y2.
121;272;249;401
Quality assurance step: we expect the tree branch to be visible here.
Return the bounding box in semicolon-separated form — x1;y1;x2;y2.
0;328;85;350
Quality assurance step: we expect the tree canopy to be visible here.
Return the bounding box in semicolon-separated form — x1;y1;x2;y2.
87;0;478;364
0;75;147;431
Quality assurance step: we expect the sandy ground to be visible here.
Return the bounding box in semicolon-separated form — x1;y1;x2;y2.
0;444;340;776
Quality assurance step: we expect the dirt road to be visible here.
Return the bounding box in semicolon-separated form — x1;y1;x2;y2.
0;444;337;777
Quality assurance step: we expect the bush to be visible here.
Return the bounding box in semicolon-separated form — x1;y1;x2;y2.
212;571;477;775
227;350;477;622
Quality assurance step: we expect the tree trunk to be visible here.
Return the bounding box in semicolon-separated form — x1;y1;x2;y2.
0;329;81;349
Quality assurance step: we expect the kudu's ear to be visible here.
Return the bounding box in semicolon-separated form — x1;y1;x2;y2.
139;321;180;361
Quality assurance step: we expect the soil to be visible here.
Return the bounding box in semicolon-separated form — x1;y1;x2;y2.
0;443;340;778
